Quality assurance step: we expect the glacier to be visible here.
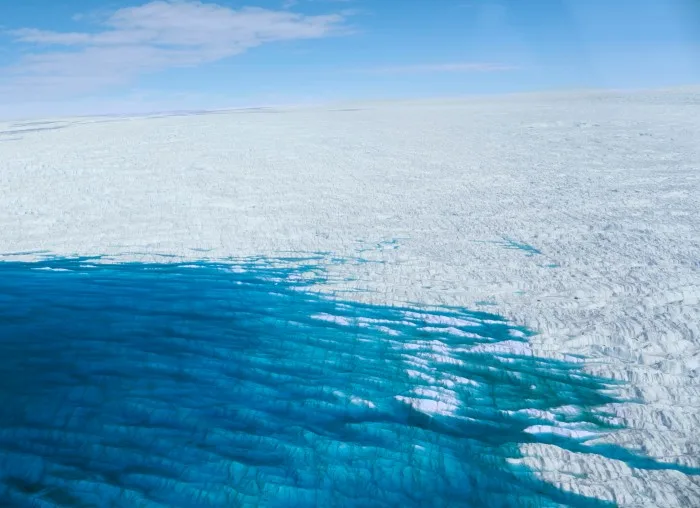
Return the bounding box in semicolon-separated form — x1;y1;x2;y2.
1;88;699;505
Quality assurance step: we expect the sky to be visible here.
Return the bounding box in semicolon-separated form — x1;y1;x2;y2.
0;0;699;118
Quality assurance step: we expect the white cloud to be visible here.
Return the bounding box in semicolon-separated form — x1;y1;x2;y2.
361;62;518;74
1;1;349;102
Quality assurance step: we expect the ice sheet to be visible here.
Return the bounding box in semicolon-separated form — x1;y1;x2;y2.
1;88;699;505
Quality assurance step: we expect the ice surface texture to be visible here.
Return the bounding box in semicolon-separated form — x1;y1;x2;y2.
0;257;694;507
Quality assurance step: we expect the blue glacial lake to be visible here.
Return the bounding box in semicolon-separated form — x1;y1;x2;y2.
0;256;693;507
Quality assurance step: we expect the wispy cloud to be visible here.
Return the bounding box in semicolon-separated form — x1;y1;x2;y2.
1;1;350;102
361;62;518;74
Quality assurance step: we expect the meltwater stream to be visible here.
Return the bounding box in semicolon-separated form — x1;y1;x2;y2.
0;257;693;507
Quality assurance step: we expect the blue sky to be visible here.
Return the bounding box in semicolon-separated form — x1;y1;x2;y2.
0;0;698;118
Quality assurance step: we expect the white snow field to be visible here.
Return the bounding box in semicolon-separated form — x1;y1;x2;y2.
1;88;699;506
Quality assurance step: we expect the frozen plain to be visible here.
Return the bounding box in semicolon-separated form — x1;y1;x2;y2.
1;88;699;506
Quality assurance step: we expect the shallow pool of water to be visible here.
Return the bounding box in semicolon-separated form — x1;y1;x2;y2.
0;256;690;507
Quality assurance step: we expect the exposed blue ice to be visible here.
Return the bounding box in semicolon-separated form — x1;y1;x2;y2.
0;257;695;507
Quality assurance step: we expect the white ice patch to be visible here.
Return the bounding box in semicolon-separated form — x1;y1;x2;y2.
333;391;377;409
350;397;376;409
524;425;600;440
403;312;483;327
311;313;353;326
395;392;460;416
463;340;533;356
406;370;438;384
420;326;484;338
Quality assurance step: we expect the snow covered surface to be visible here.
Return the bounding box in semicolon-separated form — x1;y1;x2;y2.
1;88;700;505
